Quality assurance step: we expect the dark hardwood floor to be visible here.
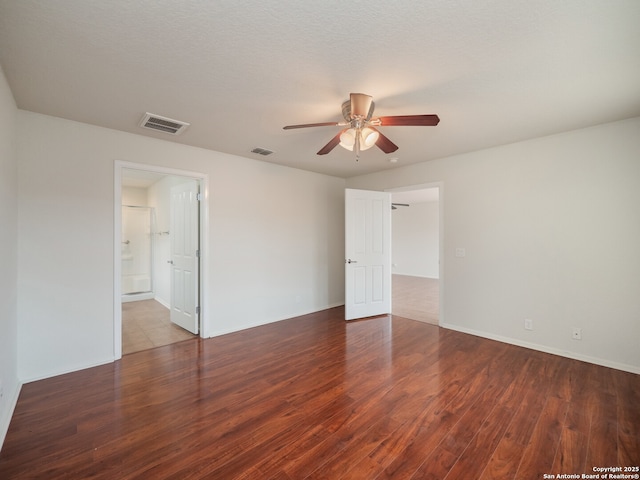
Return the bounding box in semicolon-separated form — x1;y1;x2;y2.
1;307;638;479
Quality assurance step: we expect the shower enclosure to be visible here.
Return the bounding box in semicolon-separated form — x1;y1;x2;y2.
121;205;154;302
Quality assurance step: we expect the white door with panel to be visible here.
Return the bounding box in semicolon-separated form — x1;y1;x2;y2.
170;180;200;334
345;188;392;320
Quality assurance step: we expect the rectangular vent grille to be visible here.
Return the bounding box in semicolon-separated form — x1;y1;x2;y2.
140;113;190;135
251;147;274;156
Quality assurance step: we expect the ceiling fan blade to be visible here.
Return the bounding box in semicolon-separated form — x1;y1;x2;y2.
283;122;341;130
350;93;373;118
372;128;399;154
317;130;345;155
376;114;440;126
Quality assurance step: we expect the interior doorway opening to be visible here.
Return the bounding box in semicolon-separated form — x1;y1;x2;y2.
388;184;442;325
114;162;208;359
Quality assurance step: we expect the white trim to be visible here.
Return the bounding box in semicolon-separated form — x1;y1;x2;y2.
114;165;122;358
114;160;210;359
440;322;640;375
121;292;154;303
391;273;439;279
154;295;170;310
19;357;115;384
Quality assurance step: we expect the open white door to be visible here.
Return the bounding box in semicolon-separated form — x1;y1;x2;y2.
345;188;392;320
170;180;200;334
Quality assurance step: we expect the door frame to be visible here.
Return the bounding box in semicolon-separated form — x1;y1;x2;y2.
385;182;444;325
114;160;209;359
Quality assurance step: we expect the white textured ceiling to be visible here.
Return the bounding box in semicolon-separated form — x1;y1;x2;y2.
1;1;639;178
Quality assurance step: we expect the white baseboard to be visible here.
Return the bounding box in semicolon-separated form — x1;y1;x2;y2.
392;272;439;279
121;292;154;303
154;296;170;309
19;356;116;385
440;322;640;375
0;381;22;452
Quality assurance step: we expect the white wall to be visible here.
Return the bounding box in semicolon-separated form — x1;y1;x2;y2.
122;186;148;206
16;111;346;382
392;201;439;278
0;66;20;446
348;117;640;373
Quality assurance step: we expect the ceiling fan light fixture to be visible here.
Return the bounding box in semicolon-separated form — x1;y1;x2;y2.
339;127;379;151
361;127;379;150
339;128;356;150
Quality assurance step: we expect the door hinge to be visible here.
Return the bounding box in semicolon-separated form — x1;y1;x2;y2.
196;306;200;315
196;192;202;201
196;249;200;258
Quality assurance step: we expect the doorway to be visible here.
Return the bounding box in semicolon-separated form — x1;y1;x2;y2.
388;184;442;325
114;162;208;359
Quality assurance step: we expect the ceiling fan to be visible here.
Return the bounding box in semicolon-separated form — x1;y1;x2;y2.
283;93;439;159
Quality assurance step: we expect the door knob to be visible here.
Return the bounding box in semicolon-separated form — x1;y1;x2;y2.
346;259;357;264
167;260;174;264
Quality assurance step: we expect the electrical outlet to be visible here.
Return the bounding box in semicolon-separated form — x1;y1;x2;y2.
572;327;582;340
524;318;533;331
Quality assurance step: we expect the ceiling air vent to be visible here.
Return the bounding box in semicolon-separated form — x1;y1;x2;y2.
139;113;190;135
251;147;274;156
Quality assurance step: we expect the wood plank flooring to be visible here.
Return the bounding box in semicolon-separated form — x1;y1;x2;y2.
122;299;195;355
2;307;638;479
392;275;439;325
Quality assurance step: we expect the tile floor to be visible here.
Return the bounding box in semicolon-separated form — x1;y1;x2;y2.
122;299;196;355
392;274;439;325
